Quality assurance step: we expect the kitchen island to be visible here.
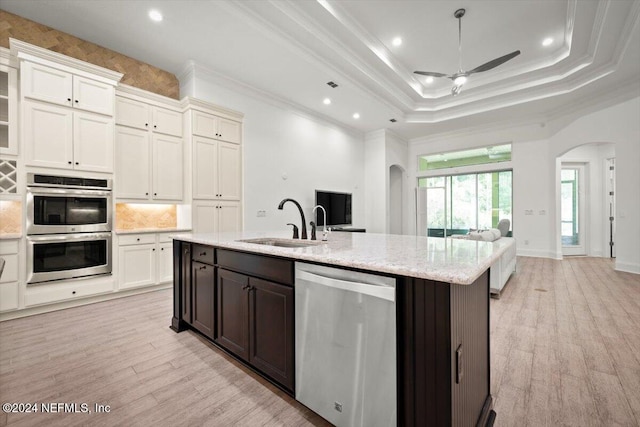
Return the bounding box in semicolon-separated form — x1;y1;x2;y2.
170;231;515;427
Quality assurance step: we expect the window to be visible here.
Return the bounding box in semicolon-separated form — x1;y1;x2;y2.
418;170;512;237
418;143;511;171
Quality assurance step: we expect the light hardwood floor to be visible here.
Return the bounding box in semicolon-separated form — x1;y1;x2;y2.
0;257;638;426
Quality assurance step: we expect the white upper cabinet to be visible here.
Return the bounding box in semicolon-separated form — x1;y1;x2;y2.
115;126;150;199
73;111;114;173
193;136;240;200
192;110;241;144
23;100;113;173
22;61;114;116
115;96;182;137
0;63;18;156
193;201;242;233
152;134;183;201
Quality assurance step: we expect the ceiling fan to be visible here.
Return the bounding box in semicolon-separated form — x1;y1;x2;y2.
414;8;521;96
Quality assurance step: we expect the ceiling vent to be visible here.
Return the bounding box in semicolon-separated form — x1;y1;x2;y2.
326;81;338;88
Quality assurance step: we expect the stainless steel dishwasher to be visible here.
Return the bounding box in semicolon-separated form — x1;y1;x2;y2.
295;262;396;427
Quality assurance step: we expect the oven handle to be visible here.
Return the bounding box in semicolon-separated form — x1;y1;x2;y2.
27;187;112;197
27;232;112;243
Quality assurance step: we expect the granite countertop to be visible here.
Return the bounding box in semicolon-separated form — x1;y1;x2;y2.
116;227;192;235
171;230;516;285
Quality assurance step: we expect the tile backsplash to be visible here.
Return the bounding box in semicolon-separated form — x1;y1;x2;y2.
0;200;22;234
115;203;177;230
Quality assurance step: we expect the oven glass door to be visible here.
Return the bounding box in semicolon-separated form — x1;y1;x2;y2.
27;233;112;284
27;188;112;234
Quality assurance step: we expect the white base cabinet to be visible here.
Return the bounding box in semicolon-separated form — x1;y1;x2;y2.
118;233;174;290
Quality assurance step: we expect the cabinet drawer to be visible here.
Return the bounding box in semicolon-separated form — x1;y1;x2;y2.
192;244;215;265
217;249;293;286
25;279;113;307
157;233;174;243
119;234;156;245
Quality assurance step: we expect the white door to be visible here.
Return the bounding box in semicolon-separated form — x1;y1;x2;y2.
157;242;174;283
119;244;156;289
115;96;150;130
561;164;587;256
193;137;218;199
115;126;150;199
22;62;72;107
218;141;241;200
152;134;183;201
152;106;182;137
23;101;74;170
193;203;218;233
73;111;113;173
72;75;114;115
216;117;241;144
218;202;242;232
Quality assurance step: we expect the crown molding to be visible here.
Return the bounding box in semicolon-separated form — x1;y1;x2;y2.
9;38;123;84
116;84;182;109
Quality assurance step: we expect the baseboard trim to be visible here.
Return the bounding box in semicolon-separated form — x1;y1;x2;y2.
615;261;640;274
516;248;557;258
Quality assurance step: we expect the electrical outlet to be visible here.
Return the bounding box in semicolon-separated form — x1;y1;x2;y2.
256;210;266;217
539;210;546;215
524;209;533;215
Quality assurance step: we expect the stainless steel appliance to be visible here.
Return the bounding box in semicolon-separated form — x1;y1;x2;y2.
26;173;113;284
26;173;112;234
27;232;112;284
295;262;397;427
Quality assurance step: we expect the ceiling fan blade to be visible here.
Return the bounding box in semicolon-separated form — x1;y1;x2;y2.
467;50;521;74
413;71;449;78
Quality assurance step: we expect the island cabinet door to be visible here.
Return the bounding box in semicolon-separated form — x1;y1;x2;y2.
191;261;215;340
248;277;294;392
216;268;249;360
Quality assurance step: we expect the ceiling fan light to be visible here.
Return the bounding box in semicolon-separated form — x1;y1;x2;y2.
451;85;463;96
453;75;467;85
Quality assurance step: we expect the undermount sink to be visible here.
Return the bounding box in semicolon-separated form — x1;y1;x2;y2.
237;238;323;248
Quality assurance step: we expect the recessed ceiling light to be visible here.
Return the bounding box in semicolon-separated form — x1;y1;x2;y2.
323;98;331;105
148;9;163;22
353;113;360;119
542;37;553;47
392;37;402;47
425;76;434;84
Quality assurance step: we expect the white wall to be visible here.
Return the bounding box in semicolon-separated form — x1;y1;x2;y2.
181;67;365;232
364;130;409;234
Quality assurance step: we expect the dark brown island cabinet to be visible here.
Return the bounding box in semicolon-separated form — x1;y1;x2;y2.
171;239;495;427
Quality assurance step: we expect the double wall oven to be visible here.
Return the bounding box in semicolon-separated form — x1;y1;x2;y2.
26;173;113;284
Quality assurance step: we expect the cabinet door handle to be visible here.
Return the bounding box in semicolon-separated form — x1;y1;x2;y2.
75;100;79;103
154;193;157;196
242;285;250;290
75;162;79;165
184;248;190;254
199;252;207;256
153;125;157;128
199;266;207;270
72;291;76;294
145;123;149;127
161;248;164;251
152;248;155;251
68;161;72;165
136;238;140;241
145;192;149;196
67;98;71;102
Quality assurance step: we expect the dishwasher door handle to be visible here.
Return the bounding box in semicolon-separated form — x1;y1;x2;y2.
296;269;395;302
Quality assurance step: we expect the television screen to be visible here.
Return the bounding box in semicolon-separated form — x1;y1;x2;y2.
315;190;352;227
